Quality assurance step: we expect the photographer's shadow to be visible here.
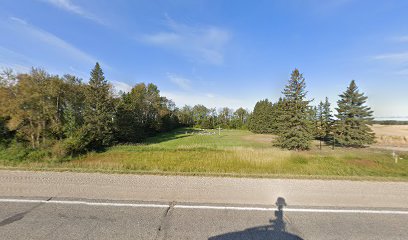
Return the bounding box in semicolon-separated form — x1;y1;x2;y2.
208;197;303;240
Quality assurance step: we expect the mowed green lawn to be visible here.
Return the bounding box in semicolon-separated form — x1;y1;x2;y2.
2;128;407;180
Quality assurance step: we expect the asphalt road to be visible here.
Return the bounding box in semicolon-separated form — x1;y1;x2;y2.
1;170;408;239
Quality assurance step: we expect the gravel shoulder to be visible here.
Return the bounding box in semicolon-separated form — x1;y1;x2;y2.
1;170;408;209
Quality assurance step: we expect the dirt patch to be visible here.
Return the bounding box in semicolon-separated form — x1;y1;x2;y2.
348;159;378;168
241;134;276;143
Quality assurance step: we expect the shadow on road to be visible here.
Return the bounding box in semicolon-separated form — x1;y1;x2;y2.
0;202;43;227
208;197;303;240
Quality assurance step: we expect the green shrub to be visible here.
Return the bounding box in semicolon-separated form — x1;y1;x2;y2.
0;141;30;162
63;128;89;155
26;150;50;161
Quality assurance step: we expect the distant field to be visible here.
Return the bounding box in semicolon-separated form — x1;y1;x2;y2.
371;124;408;150
1;127;407;180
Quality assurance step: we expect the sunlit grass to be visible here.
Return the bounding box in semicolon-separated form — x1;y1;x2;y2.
1;128;407;179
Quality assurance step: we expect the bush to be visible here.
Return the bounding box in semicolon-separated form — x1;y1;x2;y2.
0;141;65;162
26;149;50;161
51;141;68;159
63;128;89;155
0;141;30;162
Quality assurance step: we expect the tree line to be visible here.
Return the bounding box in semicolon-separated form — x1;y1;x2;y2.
0;63;250;158
0;65;376;158
249;69;375;150
177;105;250;130
372;120;408;125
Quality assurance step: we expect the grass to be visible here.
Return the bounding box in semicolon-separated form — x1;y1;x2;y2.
1;128;408;180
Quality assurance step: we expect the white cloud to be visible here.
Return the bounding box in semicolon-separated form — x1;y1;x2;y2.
167;73;191;90
161;91;253;110
5;17;108;68
43;0;106;25
9;17;27;25
144;32;181;44
373;52;408;63
373;49;408;76
140;16;231;65
111;80;132;94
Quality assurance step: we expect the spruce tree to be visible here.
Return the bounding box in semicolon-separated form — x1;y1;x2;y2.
335;80;375;147
276;69;313;150
317;97;333;141
83;63;115;149
321;97;333;140
271;97;286;134
316;98;333;148
248;99;274;133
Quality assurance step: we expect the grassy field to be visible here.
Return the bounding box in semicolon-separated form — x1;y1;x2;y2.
1;128;407;180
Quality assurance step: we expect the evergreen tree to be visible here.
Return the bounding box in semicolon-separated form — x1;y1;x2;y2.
321;97;333;140
335;80;375;147
316;97;334;149
83;63;115;149
271;97;286;134
249;99;274;133
276;69;313;150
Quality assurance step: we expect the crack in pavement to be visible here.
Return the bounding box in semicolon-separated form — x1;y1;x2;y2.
154;201;175;240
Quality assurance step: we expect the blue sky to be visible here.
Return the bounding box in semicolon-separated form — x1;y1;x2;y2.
1;0;408;118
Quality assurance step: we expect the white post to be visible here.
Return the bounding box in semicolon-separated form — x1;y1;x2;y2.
393;151;398;164
218;126;221;136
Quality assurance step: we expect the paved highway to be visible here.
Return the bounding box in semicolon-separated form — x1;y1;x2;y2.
1;170;408;239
